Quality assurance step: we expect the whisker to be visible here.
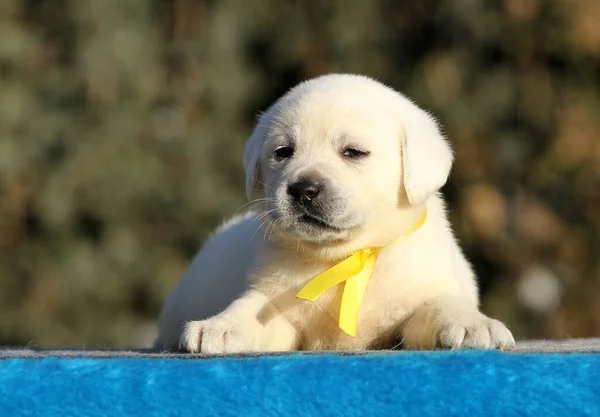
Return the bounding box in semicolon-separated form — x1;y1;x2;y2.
255;209;276;222
251;220;268;241
267;219;281;241
238;197;272;210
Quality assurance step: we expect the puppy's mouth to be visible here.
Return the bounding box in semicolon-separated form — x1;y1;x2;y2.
266;198;360;241
299;213;342;231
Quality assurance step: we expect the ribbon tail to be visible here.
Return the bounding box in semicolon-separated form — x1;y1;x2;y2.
339;252;378;337
296;252;366;301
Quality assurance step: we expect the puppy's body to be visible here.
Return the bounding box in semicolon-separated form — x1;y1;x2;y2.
157;74;514;353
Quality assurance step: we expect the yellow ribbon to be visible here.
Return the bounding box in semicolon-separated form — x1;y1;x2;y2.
295;210;428;337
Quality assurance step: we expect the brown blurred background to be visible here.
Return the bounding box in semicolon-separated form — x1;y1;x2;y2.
0;0;598;347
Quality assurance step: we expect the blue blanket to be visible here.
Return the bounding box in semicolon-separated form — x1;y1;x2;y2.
1;350;598;416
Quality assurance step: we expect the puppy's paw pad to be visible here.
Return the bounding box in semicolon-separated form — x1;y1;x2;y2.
179;319;256;354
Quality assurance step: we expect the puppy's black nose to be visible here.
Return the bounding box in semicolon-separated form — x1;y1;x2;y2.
288;178;322;201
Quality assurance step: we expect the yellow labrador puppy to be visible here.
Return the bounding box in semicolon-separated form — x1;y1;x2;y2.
157;74;515;353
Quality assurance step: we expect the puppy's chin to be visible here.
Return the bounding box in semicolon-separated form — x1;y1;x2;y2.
268;211;359;244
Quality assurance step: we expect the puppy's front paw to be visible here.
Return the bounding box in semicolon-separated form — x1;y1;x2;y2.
179;318;257;354
436;313;515;350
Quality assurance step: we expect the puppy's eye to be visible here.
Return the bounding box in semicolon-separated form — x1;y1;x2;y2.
342;148;369;159
274;146;294;160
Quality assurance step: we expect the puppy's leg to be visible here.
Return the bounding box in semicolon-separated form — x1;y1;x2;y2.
179;290;298;354
401;296;515;350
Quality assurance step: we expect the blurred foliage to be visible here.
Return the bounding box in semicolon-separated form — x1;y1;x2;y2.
0;0;599;347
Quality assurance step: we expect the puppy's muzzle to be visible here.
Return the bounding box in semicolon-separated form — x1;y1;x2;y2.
286;174;341;230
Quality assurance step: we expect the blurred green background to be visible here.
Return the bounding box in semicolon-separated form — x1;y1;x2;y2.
0;0;598;347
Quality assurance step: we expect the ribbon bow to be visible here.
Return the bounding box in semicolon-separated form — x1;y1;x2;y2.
295;210;427;337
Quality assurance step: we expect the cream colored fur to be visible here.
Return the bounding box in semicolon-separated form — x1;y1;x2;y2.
156;74;515;353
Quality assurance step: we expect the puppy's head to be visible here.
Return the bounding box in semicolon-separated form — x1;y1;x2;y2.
243;74;453;245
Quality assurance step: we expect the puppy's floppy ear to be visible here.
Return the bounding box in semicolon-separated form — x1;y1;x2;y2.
401;110;453;205
243;113;269;201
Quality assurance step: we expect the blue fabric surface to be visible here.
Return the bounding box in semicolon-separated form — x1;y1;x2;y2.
0;351;598;417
